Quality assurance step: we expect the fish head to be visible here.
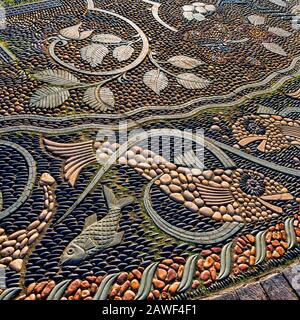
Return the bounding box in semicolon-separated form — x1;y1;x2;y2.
232;169;293;221
60;243;87;266
232;115;290;153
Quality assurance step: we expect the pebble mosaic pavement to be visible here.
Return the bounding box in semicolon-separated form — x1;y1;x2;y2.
0;0;300;301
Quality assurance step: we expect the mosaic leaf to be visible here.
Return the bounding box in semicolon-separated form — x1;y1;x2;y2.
30;86;70;108
59;23;93;40
92;34;122;44
167;55;205;69
113;45;134;62
177;73;210;89
143;69;168;95
262;42;287;56
59;22;81;39
83;86;115;111
268;0;287;7
33;69;80;86
268;27;292;37
248;15;265;26
80;44;109;67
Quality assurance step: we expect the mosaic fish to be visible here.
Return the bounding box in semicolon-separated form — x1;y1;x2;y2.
60;186;134;266
43;137;293;225
232;114;300;153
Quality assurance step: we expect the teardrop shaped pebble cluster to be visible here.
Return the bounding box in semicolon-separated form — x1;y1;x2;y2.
0;173;56;272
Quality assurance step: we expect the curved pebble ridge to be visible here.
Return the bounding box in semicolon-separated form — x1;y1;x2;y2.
217;242;234;280
284;217;298;249
254;231;268;265
0;140;37;221
93;273;120;301
47;280;71;301
177;254;199;293
0;288;21;301
135;262;159;300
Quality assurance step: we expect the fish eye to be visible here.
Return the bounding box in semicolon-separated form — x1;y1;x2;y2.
67;248;74;255
243;119;266;135
240;172;265;197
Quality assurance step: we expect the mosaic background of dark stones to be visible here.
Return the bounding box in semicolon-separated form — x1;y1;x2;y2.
0;0;300;301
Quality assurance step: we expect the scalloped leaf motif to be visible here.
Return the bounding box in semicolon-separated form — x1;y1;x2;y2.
248;15;265;26
83;86;115;111
33;69;80;86
143;69;169;95
113;45;134;62
30;86;70;109
177;73;210;89
167;55;205;69
80;44;109;67
262;42;287;56
92;34;122;44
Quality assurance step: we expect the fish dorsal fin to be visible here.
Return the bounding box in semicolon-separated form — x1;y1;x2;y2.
83;237;96;250
103;186;117;209
174;150;205;169
84;213;97;230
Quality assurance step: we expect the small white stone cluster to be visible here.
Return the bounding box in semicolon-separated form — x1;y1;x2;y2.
182;2;217;22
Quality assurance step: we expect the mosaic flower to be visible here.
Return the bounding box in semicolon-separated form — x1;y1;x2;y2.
182;2;216;22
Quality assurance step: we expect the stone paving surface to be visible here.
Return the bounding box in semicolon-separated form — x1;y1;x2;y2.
202;262;300;300
0;0;300;301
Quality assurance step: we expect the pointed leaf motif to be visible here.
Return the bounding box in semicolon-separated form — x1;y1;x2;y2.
268;0;286;7
78;30;94;40
59;22;93;40
113;45;134;62
268;27;291;37
83;86;115;111
177;73;210;89
167;55;205;69
143;69;168;95
262;42;287;56
60;22;82;39
92;34;122;44
30;87;70;108
80;44;109;67
248;15;265;26
33;69;80;86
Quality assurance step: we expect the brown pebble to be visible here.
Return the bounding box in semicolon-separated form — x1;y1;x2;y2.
132;269;142;280
41;280;56;299
156;268;167;281
168;282;180;296
123;290;135;300
66;279;81;296
117;272;128;285
34;281;48;294
204;256;214;269
131;279;139;291
165;268;177;283
153;279;165;290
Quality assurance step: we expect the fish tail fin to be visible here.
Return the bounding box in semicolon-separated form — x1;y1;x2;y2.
42;138;97;187
103;186;134;210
